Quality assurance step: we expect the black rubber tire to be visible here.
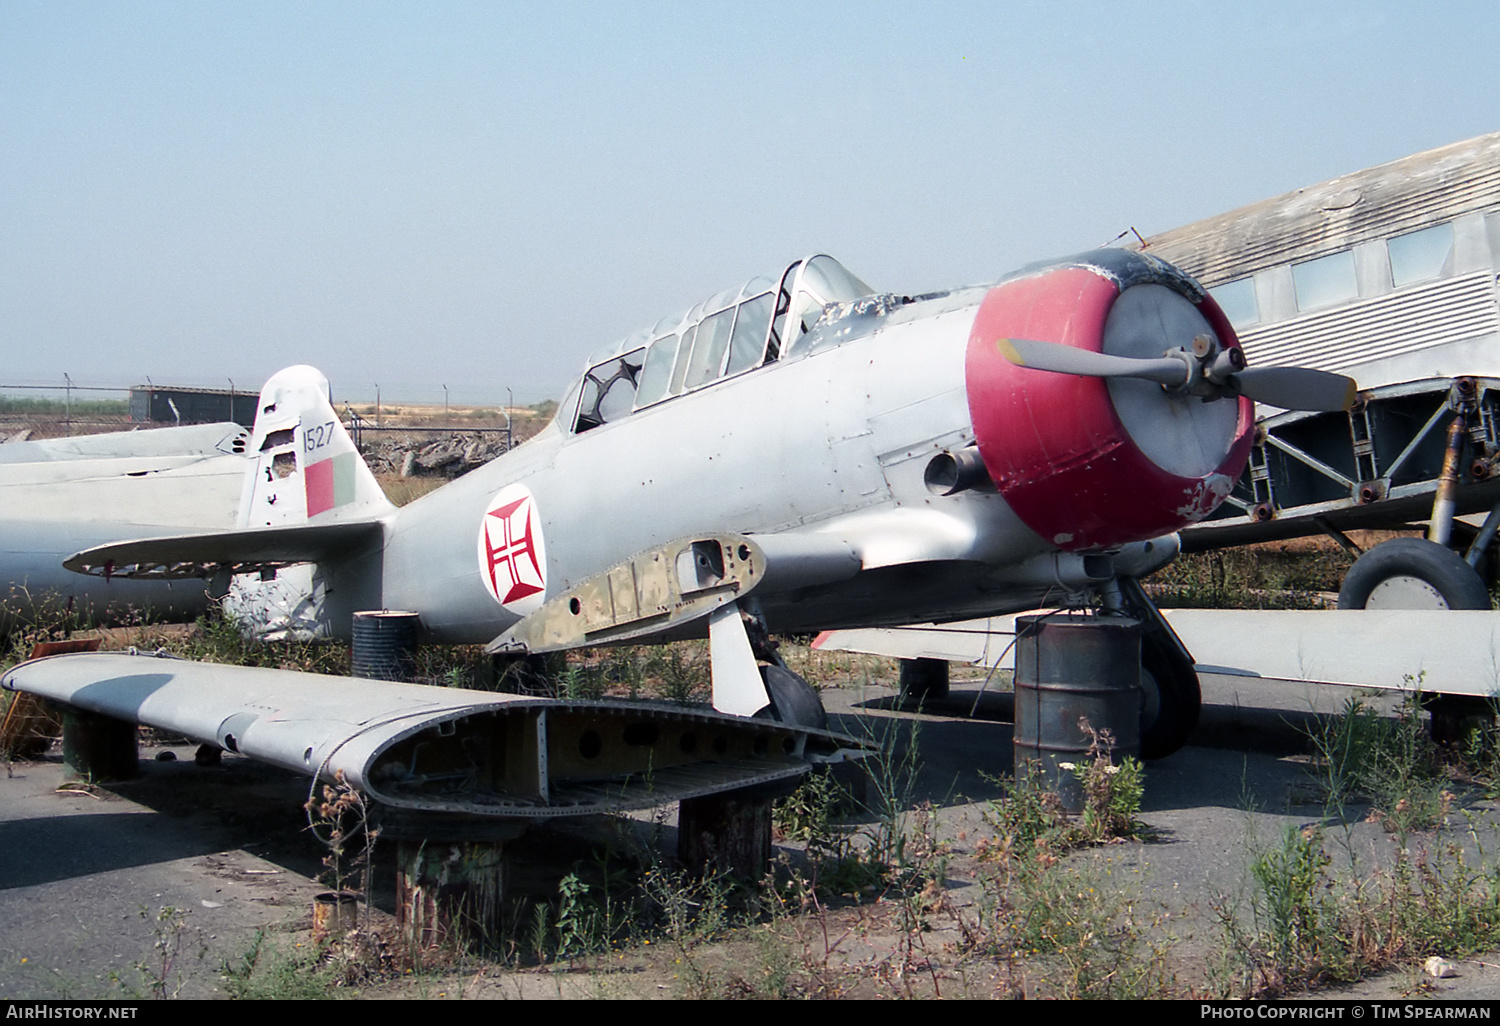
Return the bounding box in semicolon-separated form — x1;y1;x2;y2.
1138;630;1201;761
761;665;828;731
1337;538;1491;610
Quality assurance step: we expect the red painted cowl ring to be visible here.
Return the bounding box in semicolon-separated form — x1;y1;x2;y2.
965;251;1253;551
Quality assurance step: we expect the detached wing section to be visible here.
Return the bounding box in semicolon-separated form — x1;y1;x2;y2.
2;652;873;818
64;521;384;580
814;610;1500;700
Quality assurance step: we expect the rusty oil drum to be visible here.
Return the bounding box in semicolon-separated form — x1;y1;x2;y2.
351;609;421;682
1013;613;1141;812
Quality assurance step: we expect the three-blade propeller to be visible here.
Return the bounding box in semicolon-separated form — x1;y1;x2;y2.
996;336;1357;412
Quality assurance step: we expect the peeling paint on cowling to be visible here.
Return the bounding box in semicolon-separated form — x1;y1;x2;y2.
1175;474;1234;521
996;247;1208;303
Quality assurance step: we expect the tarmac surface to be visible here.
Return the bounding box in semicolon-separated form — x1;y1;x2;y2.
3;671;1500;1000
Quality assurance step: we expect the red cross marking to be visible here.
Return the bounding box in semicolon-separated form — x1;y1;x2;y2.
483;496;544;604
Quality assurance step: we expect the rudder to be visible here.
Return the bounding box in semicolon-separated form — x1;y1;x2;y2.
238;366;395;529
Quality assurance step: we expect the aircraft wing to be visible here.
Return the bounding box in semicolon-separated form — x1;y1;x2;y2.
1;651;872;818
63;521;385;580
0;423;248;464
813;610;1500;698
813;618;1018;666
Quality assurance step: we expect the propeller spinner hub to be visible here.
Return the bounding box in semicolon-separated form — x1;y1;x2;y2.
964;253;1254;551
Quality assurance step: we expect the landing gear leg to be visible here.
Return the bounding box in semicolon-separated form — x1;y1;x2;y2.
1116;577;1201;760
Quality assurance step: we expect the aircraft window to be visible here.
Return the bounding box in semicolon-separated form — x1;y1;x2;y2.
557;379;582;429
803;254;873;305
566;258;869;433
1292;250;1358;312
1389;223;1454;288
782;255;876;359
685;307;735;389
724;292;775;376
790;290;827;338
573;348;645;433
669;324;697;396
633;333;679;409
1208;277;1259;328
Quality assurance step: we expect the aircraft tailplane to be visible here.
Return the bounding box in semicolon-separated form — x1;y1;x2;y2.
238;365;395;529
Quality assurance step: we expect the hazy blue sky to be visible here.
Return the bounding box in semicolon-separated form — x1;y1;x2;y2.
4;1;1497;405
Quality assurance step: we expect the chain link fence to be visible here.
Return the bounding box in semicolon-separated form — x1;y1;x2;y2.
0;384;135;441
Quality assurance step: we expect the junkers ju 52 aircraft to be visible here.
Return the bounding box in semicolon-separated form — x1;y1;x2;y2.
3;248;1356;819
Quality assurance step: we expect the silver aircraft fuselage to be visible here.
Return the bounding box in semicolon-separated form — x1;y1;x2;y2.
379;258;1205;646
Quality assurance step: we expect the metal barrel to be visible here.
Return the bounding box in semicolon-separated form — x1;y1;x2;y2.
351;610;421;682
1013;613;1141;813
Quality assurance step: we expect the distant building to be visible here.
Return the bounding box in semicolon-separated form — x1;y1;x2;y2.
129;385;260;427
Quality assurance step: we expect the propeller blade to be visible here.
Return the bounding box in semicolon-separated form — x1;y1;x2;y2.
996;338;1188;387
1231;366;1358;412
997;336;1359;412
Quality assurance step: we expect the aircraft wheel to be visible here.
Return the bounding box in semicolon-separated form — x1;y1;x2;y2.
1139;631;1200;760
761;665;828;732
1337;538;1491;610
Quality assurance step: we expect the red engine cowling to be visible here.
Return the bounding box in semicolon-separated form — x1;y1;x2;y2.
965;254;1254;551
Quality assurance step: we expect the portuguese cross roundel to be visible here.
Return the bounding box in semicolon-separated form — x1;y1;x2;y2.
476;484;548;614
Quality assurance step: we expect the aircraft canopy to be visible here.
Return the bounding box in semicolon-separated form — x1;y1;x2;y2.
564;256;873;435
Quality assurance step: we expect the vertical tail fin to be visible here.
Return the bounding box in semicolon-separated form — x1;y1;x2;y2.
238;366;395;529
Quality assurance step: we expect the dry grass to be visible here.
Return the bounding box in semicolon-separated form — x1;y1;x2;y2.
376;474;446;506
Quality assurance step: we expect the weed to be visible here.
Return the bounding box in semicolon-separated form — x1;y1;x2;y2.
1309;689;1451;836
554;871;615;958
782;638;908;691
304;771;380;925
1210;810;1500;998
1147;542;1352;609
982;722;1146;868
378;475;447;507
643;644;707;704
220;931;338;1000
1250;825;1340;985
773;769;843;847
600;648;646;698
777;720;920;898
153;602;351;676
409;644;487;688
1462;724;1500;798
556;662;607;700
111;905;203;999
1072;724;1146;842
857;719;922;878
999;858;1175;999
